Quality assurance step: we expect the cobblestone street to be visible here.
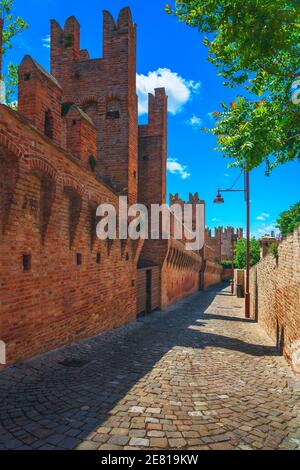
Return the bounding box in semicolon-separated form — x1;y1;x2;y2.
0;284;299;451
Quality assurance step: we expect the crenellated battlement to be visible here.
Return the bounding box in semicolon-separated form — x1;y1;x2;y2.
205;226;243;262
48;9;138;203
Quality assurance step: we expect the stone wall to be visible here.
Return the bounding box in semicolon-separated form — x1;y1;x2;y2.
250;228;300;372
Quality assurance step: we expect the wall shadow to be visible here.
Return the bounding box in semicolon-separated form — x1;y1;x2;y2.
0;285;279;450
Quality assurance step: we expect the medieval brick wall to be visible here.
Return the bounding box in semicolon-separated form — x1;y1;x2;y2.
137;89;202;309
250;227;300;370
204;260;223;289
205;228;222;262
0;6;205;367
161;239;201;308
205;227;243;262
0;106;142;365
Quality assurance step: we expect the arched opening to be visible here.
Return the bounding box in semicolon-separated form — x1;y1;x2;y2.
39;173;56;242
0;146;19;235
106;99;121;120
62;187;82;247
44;109;54;139
88;201;98;249
82;101;98;125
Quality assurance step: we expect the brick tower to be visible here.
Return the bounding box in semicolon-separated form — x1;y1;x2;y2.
138;88;168;207
50;8;138;203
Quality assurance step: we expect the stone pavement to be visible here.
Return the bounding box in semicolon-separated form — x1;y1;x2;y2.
0;284;299;450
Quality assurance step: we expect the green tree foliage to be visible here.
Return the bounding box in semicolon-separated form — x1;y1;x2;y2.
276;201;300;237
166;1;300;173
234;238;260;269
0;0;28;106
268;242;279;258
221;259;235;269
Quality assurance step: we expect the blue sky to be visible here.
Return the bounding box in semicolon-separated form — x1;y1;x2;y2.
3;0;300;237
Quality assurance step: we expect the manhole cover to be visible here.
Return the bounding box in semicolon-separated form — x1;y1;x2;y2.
59;358;90;368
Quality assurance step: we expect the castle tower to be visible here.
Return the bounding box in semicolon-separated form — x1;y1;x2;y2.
138;88;168;207
50;8;138;203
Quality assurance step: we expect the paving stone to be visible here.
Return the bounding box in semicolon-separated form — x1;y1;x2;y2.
129;406;145;414
129;438;150;447
168;438;187;449
146;408;161;414
108;435;129;446
0;285;299;451
150;438;168;448
147;431;166;438
76;441;100;450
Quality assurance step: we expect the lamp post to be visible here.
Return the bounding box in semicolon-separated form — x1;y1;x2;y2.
231;229;234;295
214;171;251;319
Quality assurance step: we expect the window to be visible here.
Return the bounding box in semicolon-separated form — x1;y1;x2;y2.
96;253;101;264
76;253;82;265
23;254;31;271
44;110;54;139
24;73;31;81
106;99;120;120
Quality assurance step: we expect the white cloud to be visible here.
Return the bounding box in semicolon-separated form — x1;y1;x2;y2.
186;115;202;128
136;68;200;115
256;212;271;221
42;35;50;49
167;158;190;180
255;220;279;239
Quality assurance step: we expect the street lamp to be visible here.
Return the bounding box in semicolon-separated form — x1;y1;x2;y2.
213;171;251;319
213;191;225;204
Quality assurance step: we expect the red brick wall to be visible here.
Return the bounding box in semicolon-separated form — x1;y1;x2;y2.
250;227;300;371
205;228;222;262
161;240;201;308
222;268;233;281
205;227;243;262
0;106;139;365
204;260;223;289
